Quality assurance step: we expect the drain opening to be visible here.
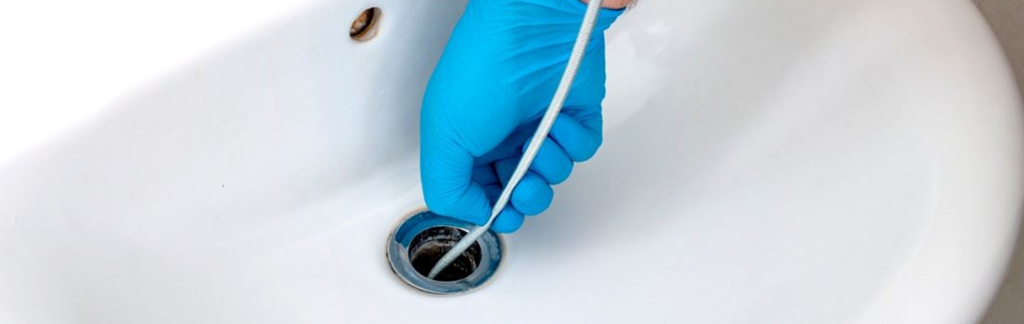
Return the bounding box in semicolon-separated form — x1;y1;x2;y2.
386;210;502;295
408;226;482;282
349;7;381;42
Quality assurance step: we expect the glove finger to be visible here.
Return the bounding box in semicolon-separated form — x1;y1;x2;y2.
481;170;526;233
494;156;520;185
511;172;554;216
491;206;525;233
480;163;504;200
521;137;574;184
494;158;555;216
476;121;539;165
421;129;492;225
472;164;500;187
549;112;603;162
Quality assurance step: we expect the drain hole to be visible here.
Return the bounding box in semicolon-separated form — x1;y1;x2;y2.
408;226;482;282
349;7;381;42
387;210;501;294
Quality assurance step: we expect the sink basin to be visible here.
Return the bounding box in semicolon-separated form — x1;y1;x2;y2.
1;0;1022;323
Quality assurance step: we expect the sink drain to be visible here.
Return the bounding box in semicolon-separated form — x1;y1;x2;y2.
408;226;482;281
387;209;502;294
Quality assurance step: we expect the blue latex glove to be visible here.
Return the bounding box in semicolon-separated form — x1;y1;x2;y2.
421;0;622;233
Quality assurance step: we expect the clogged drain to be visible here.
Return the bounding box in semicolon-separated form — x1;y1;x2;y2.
386;209;502;294
408;227;482;281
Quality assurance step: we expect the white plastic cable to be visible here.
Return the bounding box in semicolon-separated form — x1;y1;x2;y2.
428;0;606;279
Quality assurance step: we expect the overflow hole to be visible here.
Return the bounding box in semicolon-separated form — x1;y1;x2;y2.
349;7;381;42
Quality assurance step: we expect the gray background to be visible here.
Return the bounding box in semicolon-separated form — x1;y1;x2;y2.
974;1;1024;323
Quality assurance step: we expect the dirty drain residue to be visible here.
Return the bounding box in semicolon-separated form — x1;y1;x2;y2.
386;209;502;294
408;226;482;282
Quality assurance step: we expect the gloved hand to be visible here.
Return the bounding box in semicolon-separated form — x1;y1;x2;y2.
421;0;622;233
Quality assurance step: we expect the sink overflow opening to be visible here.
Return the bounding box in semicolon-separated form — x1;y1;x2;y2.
350;7;381;42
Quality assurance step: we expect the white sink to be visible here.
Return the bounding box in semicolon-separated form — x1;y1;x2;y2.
1;0;1022;323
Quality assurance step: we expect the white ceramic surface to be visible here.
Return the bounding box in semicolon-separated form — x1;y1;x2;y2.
1;0;1022;323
